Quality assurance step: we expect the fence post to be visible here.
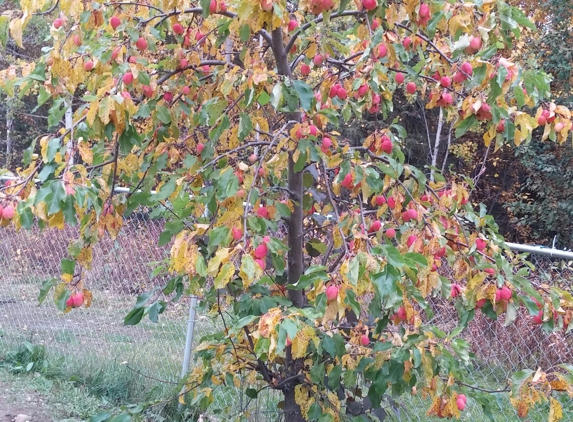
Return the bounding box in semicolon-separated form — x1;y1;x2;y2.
181;295;198;379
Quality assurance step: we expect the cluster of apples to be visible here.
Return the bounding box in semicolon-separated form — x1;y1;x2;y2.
253;236;271;269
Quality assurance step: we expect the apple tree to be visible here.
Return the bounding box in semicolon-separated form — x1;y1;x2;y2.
2;0;573;420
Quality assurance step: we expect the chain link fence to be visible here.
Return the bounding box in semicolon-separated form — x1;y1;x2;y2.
1;213;572;421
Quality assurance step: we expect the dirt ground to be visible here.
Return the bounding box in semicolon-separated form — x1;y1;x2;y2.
0;380;53;422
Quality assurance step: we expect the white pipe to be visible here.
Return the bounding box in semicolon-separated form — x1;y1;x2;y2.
504;242;573;260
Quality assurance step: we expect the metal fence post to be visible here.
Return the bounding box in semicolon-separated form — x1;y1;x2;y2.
181;295;199;380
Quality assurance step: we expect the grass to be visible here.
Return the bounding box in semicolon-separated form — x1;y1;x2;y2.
0;341;198;421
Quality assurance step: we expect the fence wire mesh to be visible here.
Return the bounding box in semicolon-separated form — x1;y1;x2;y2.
1;214;572;421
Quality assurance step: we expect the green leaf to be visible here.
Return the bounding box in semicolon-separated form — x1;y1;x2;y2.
288;266;329;290
131;293;152;310
245;388;258;398
383;245;404;268
61;258;76;275
124;307;145;325
327;364;342;390
155;106;172;124
292;80;314;111
155;178;177;201
510;369;533;395
372;265;402;308
344;290;361;317
451;339;470;364
322;334;346;359
239;24;251;41
238;113;253;141
89;412;113;422
38;278;58;305
455;115;478;138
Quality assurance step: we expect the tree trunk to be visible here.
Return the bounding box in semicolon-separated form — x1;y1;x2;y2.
284;386;307;422
270;27;306;421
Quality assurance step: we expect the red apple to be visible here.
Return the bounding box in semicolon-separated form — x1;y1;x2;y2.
554;122;564;132
163;92;174;102
484;267;496;275
321;137;332;150
301;64;311;76
288;19;298;31
460;61;473;76
197;143;205;154
123;72;134;85
453;71;466;84
182;86;190;95
385;228;396;238
360;334;370;346
533;310;543;325
53;18;64;29
476;299;487;308
254;243;268;259
402;37;412;49
375;195;386;206
381;138;393;154
357;84;369;97
406;82;416;94
110;16;121;30
387;196;396;209
456;398;466;411
84;61;94;71
341;173;353;189
469;36;482;52
537;115;547;125
496;120;505;133
73;35;82;46
66;292;84;308
248;153;258;163
370;220;382;232
440;76;451;87
135;37;148;50
419;3;430;18
407;235;417;248
261;0;273;11
499;286;512;300
395;73;405;84
257;206;269;218
313;54;324;66
173;23;184;35
451;284;462;298
475;238;486;251
326;285;339;301
210;0;217;13
142;85;154;98
2;205;15;220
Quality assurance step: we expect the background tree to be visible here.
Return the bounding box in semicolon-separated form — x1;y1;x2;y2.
1;0;573;421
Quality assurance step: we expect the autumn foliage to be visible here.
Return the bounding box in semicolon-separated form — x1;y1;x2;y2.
1;0;573;420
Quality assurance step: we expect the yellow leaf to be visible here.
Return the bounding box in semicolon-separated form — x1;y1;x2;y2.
291;325;316;359
483;124;497;147
77;246;93;270
48;211;65;229
549;397;563;422
214;262;235;289
9;17;23;48
77;140;93;165
207;248;232;275
258;307;282;338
